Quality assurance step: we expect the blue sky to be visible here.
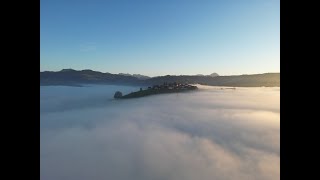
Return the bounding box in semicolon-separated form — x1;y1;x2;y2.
40;0;279;76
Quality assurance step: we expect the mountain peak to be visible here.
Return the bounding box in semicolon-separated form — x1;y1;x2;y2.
209;73;219;77
118;73;150;80
60;68;76;72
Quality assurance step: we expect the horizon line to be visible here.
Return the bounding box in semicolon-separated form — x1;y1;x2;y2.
40;68;280;77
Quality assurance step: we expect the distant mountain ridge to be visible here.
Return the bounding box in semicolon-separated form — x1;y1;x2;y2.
195;73;219;77
209;73;219;77
118;73;150;80
40;69;279;87
41;69;141;86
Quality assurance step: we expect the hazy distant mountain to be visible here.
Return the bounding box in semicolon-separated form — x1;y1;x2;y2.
132;74;150;80
40;69;279;87
196;73;219;77
118;73;132;76
208;73;219;77
119;73;150;80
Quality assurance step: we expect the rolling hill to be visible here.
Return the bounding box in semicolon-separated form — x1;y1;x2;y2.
40;69;280;87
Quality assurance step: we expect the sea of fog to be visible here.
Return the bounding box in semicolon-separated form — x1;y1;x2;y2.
40;84;280;180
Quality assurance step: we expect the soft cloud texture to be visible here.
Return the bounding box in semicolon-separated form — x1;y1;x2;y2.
40;85;280;180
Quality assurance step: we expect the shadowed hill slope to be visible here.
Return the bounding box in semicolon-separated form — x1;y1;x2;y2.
144;73;279;87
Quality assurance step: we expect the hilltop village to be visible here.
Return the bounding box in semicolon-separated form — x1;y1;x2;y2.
147;82;197;90
114;82;198;99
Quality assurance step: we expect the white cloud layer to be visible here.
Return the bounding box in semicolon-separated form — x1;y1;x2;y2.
41;85;280;180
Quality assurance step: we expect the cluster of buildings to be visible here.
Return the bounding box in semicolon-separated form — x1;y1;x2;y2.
147;82;197;90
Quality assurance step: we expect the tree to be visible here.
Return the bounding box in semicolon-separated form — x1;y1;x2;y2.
114;91;123;99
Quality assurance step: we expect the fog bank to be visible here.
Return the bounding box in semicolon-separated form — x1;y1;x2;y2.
41;85;280;180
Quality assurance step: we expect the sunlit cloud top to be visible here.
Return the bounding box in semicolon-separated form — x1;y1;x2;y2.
41;85;280;180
